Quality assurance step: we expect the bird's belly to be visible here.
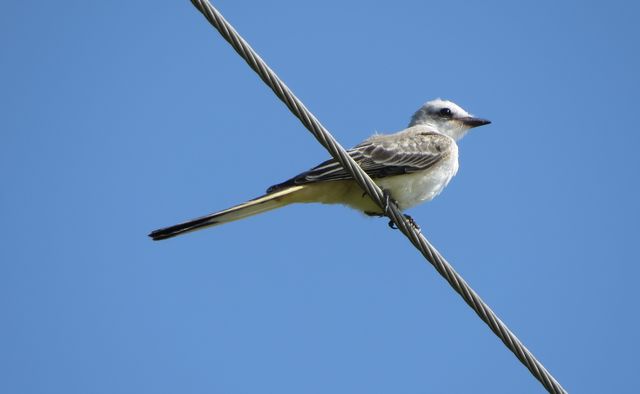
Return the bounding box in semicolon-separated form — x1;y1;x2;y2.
375;154;459;210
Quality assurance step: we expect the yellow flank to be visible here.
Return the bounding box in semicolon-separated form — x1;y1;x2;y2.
285;181;382;214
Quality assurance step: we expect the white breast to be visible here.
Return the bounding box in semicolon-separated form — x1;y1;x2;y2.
375;143;459;210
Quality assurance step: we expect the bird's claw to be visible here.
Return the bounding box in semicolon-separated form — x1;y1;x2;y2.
379;190;420;232
404;214;421;232
388;214;421;232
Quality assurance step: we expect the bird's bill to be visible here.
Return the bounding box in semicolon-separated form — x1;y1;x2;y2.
459;116;491;128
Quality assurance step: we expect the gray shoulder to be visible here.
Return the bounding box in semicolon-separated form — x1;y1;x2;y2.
416;131;456;156
370;126;455;155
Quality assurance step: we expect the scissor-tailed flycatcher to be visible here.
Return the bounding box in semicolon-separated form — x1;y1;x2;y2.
149;99;490;240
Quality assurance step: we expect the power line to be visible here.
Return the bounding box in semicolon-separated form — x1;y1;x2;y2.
188;1;567;392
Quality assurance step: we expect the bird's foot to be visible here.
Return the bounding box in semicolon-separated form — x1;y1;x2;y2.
404;214;421;232
388;214;421;232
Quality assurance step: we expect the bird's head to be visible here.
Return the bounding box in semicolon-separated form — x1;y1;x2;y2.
408;98;490;141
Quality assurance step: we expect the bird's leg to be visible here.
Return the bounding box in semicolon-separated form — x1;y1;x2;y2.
380;189;403;230
363;189;418;232
381;189;397;215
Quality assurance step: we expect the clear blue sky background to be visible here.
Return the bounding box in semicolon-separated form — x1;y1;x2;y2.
2;1;639;393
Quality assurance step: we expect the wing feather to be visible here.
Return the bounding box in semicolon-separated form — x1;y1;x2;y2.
267;130;453;193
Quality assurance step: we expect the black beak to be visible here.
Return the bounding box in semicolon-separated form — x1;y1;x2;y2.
460;116;491;128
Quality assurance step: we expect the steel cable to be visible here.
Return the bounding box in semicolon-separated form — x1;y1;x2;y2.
189;1;567;392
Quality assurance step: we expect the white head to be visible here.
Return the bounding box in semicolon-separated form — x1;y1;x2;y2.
408;98;490;141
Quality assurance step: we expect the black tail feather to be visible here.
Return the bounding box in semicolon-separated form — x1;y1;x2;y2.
149;187;303;241
148;214;219;241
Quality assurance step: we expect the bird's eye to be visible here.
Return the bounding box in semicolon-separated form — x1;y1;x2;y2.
439;108;452;117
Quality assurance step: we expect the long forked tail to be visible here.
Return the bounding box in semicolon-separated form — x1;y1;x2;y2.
148;186;304;241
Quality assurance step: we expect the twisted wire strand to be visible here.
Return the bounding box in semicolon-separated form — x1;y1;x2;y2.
189;1;567;393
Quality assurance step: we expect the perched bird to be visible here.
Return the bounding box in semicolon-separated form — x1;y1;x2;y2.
149;99;490;240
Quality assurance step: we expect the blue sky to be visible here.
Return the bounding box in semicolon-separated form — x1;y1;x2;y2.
2;1;639;393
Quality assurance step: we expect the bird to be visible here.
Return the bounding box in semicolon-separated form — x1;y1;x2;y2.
149;99;490;240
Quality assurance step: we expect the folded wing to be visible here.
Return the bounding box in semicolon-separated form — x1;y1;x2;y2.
268;130;453;193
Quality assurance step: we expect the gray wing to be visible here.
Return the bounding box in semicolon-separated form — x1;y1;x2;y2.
267;131;453;193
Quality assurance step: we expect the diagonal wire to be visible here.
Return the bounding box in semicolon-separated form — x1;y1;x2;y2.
188;1;567;393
